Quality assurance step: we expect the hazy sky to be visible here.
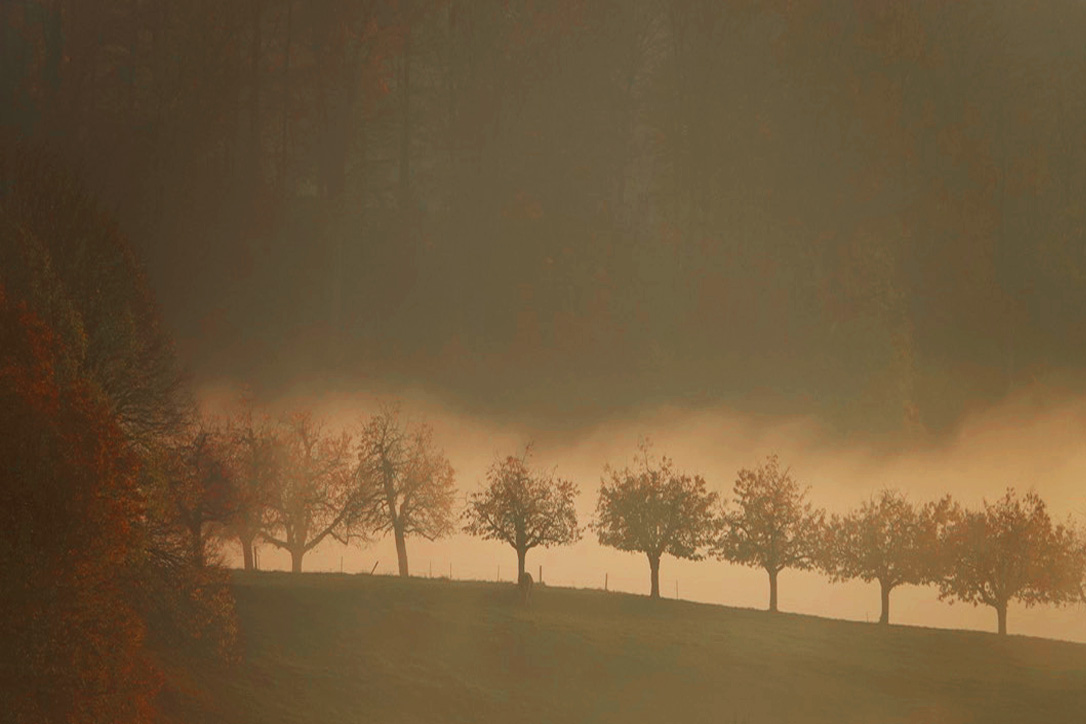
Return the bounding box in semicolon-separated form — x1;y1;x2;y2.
200;381;1086;642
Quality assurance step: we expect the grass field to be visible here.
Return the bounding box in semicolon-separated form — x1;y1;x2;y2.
164;571;1086;724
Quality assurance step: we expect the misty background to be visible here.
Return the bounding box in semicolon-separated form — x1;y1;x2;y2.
5;0;1085;435
5;0;1086;638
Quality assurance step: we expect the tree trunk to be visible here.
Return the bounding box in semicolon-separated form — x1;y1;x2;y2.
239;529;257;570
879;580;891;625
394;525;409;577
996;601;1008;636
290;546;304;573
517;547;527;580
398;27;412;214
278;0;292;201
190;521;205;568
250;0;262;184
768;568;779;612
648;553;661;599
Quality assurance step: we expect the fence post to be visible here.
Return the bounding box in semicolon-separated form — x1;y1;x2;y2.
539;565;542;583
605;573;608;592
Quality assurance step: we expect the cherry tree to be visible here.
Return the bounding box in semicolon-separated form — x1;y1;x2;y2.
822;490;953;624
463;446;580;580
715;455;824;612
937;488;1084;635
593;441;718;599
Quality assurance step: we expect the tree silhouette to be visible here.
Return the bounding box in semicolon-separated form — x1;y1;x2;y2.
356;403;457;577
593;441;718;599
822;490;953;624
262;412;363;572
936;488;1085;635
222;397;282;570
714;455;824;612
161;422;241;568
463;445;580;580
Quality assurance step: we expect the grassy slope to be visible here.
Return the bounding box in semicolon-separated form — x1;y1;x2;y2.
167;571;1086;724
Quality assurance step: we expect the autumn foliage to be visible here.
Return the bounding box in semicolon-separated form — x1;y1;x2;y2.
1;142;237;721
0;289;159;723
935;489;1085;636
821;490;952;624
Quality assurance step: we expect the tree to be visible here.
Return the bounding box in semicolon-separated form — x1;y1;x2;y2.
821;490;952;624
936;488;1085;636
356;403;457;577
593;441;719;599
463;445;581;579
0;287;159;723
714;454;824;612
0;143;238;720
262;412;363;572
161;422;241;568
223;398;281;570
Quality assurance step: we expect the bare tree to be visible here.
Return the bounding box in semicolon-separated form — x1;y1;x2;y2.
714;454;824;612
593;440;719;599
355;403;457;577
160;421;241;568
463;445;581;580
262;412;363;572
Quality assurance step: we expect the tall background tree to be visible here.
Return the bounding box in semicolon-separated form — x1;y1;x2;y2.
593;441;719;599
262;412;363;573
821;490;953;625
715;455;824;612
936;488;1084;635
356;403;457;577
463;445;581;580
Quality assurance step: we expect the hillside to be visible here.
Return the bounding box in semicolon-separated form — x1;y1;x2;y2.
165;571;1086;724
